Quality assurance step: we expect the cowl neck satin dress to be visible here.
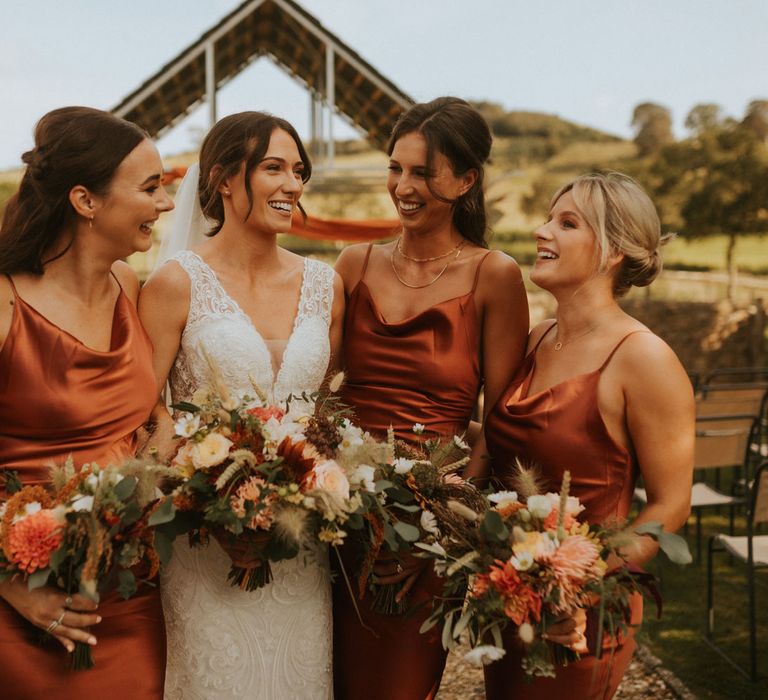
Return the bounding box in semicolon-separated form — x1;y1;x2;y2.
0;275;164;699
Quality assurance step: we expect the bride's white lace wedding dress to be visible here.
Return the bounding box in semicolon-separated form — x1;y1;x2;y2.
161;250;335;699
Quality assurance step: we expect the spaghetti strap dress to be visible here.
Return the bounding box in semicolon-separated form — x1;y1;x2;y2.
482;323;649;700
333;244;491;700
0;275;164;699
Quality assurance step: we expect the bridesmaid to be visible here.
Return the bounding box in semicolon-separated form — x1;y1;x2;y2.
483;172;694;699
333;97;529;699
0;106;174;698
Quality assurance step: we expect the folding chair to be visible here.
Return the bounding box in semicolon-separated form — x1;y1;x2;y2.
634;414;756;561
706;460;768;681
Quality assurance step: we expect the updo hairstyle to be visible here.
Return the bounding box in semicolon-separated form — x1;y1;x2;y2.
0;106;147;274
551;172;673;296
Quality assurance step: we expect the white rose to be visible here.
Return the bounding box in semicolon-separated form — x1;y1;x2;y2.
349;464;376;493
311;460;351;501
463;645;506;667
174;414;201;438
526;495;553;520
420;510;441;537
192;433;233;469
487;490;519;507
393;458;415;475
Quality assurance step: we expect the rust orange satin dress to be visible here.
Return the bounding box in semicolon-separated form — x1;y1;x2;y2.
0;275;165;699
483;323;648;700
334;245;490;700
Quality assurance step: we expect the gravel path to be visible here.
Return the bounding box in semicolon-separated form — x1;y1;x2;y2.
437;645;686;699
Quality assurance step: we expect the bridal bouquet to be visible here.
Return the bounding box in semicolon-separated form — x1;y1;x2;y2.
417;468;691;679
165;374;365;591
0;459;174;670
346;427;487;615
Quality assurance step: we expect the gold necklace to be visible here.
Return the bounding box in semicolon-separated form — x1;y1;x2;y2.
553;325;597;351
396;235;464;262
390;243;464;289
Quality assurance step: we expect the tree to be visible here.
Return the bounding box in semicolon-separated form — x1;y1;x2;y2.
631;102;674;156
742;99;768;143
642;111;768;298
684;103;723;135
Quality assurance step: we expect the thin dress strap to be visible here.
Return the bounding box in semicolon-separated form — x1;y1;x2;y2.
5;274;19;298
359;243;374;283
530;321;558;356
598;330;652;371
470;250;493;293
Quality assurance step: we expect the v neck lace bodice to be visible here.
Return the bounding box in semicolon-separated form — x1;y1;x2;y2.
169;251;334;408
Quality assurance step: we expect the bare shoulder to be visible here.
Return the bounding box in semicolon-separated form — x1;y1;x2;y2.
613;330;692;398
527;319;557;353
111;261;140;303
139;259;191;313
334;242;376;290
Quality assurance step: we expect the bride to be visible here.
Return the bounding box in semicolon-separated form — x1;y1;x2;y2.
139;112;344;699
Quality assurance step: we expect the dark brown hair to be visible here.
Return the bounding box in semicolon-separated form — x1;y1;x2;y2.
0;106;147;274
198;111;312;235
387;97;492;247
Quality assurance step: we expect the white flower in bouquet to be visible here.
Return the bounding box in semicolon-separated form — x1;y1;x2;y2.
519;622;535;644
393;457;415;475
544;491;585;516
174;414;201;438
70;495;95;513
526;494;553;520
349;464;376;492
420;510;440;537
85;469;124;491
192;433;233;469
453;435;470;451
463;644;506;667
261;416;305;456
487;490;519;507
338;419;365;451
509;551;534;571
412;423;426;435
309;460;351;501
12;501;42;524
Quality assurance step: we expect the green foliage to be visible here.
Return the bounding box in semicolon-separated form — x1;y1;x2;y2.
632;102;674;156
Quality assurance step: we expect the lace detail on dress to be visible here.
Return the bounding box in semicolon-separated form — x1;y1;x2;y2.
163;251;335;699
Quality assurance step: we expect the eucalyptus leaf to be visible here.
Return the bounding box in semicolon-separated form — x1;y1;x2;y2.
374;480;394;494
113;476;137;501
148;497;177;526
117;569;137;600
171;401;200;413
442;609;455;650
391;502;421;513
480;510;510;541
634;521;692;565
154;530;174;567
392;521;421;542
27;568;51;591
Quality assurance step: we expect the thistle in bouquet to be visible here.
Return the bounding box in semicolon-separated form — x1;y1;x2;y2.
0;458;175;671
164;372;361;592
418;466;691;679
347;427;487;616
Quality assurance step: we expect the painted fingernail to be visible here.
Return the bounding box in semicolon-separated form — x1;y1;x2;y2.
96;616;102;623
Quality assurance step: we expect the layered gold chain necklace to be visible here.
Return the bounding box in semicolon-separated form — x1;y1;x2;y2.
390;236;465;289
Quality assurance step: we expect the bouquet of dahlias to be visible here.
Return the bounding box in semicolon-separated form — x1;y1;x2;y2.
417;468;691;679
344;427;487;615
0;459;174;670
164;374;364;592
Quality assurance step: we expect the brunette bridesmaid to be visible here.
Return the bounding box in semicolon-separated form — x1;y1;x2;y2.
333;97;530;699
483;172;694;699
0;107;174;698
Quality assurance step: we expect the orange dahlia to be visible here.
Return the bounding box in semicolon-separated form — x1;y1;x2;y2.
7;510;64;574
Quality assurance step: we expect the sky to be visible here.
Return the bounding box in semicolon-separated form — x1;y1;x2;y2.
1;0;766;169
